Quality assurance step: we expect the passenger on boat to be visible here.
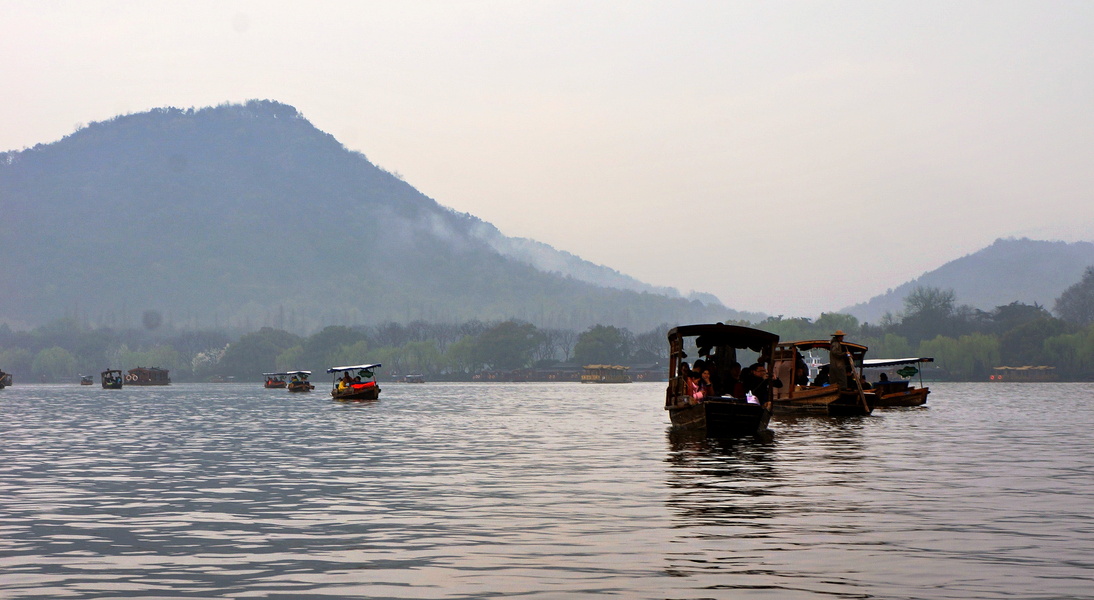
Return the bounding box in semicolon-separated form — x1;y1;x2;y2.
686;369;705;404
794;357;810;387
741;363;782;403
339;373;353;389
812;365;831;386
698;368;715;399
678;361;692;379
723;361;744;398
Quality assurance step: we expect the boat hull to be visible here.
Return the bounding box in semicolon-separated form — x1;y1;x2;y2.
101;381;123;389
773;386;872;416
668;399;771;438
869;387;929;407
287;382;314;393
331;384;380;401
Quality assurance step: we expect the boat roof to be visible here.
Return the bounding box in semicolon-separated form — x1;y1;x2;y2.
286;370;311;375
667;323;779;352
583;364;630;370
862;357;934;367
782;339;869;353
263;372;290;377
327;363;381;373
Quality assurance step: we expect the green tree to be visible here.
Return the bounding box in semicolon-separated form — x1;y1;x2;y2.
219;327;303;378
866;333;913;359
325;340;371;370
444;335;481;375
32;346;78;382
1044;326;1094;380
899;286;958;343
814;313;860;337
473;321;543;371
999;317;1071;367
1054;266;1094;326
0;348;34;380
573;325;634;366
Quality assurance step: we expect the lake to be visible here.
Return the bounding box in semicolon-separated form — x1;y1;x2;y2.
1;382;1092;599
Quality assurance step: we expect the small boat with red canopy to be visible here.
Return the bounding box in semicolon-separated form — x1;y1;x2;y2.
328;363;382;401
263;372;288;389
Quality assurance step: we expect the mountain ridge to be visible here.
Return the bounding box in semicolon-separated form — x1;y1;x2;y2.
0;100;748;332
842;238;1094;322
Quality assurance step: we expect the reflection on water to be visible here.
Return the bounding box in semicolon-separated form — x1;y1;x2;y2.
1;382;1093;599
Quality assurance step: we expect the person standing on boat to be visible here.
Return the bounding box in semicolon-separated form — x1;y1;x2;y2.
829;331;850;390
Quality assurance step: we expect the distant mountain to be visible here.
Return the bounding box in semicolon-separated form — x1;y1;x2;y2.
842;238;1094;323
0;100;746;332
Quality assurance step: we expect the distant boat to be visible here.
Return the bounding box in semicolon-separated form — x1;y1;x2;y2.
328;363;381;401
989;365;1057;383
79;374;94;385
1;369;11;389
402;374;426;384
862;357;933;407
126;367;171;386
101;369;123;389
581;365;632;383
286;370;315;392
263;372;288;389
665;324;776;439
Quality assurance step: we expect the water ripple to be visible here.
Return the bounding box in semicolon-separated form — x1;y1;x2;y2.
1;382;1093;598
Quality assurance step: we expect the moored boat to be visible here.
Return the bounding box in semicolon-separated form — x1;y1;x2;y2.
126;366;171;386
263;372;288;389
862;357;933;407
771;333;872;416
665;324;777;439
328;363;381;401
287;370;315;392
101;369;124;389
581;364;632;383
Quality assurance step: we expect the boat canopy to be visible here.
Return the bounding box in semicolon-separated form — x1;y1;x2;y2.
327;363;381;374
862;357;934;368
667;324;778;352
781;339;868;354
263;372;290;377
286;370;312;375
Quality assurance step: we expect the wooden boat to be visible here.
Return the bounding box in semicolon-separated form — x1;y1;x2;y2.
126;366;171;386
581;364;632;383
286;370;315;392
263;372;288;389
861;357;933;407
771;333;872;416
101;369;124;389
80;374;94;385
665;324;777;439
327;363;381;401
0;369;11;388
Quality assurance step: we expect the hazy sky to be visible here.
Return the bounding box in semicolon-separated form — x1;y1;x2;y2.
3;1;1093;317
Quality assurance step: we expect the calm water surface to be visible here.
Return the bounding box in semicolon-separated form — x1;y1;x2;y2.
1;382;1092;599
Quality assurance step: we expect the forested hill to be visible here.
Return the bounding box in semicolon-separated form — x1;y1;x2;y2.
0;100;746;332
842;238;1094;323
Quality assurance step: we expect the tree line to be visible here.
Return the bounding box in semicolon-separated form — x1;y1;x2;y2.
3;267;1093;383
